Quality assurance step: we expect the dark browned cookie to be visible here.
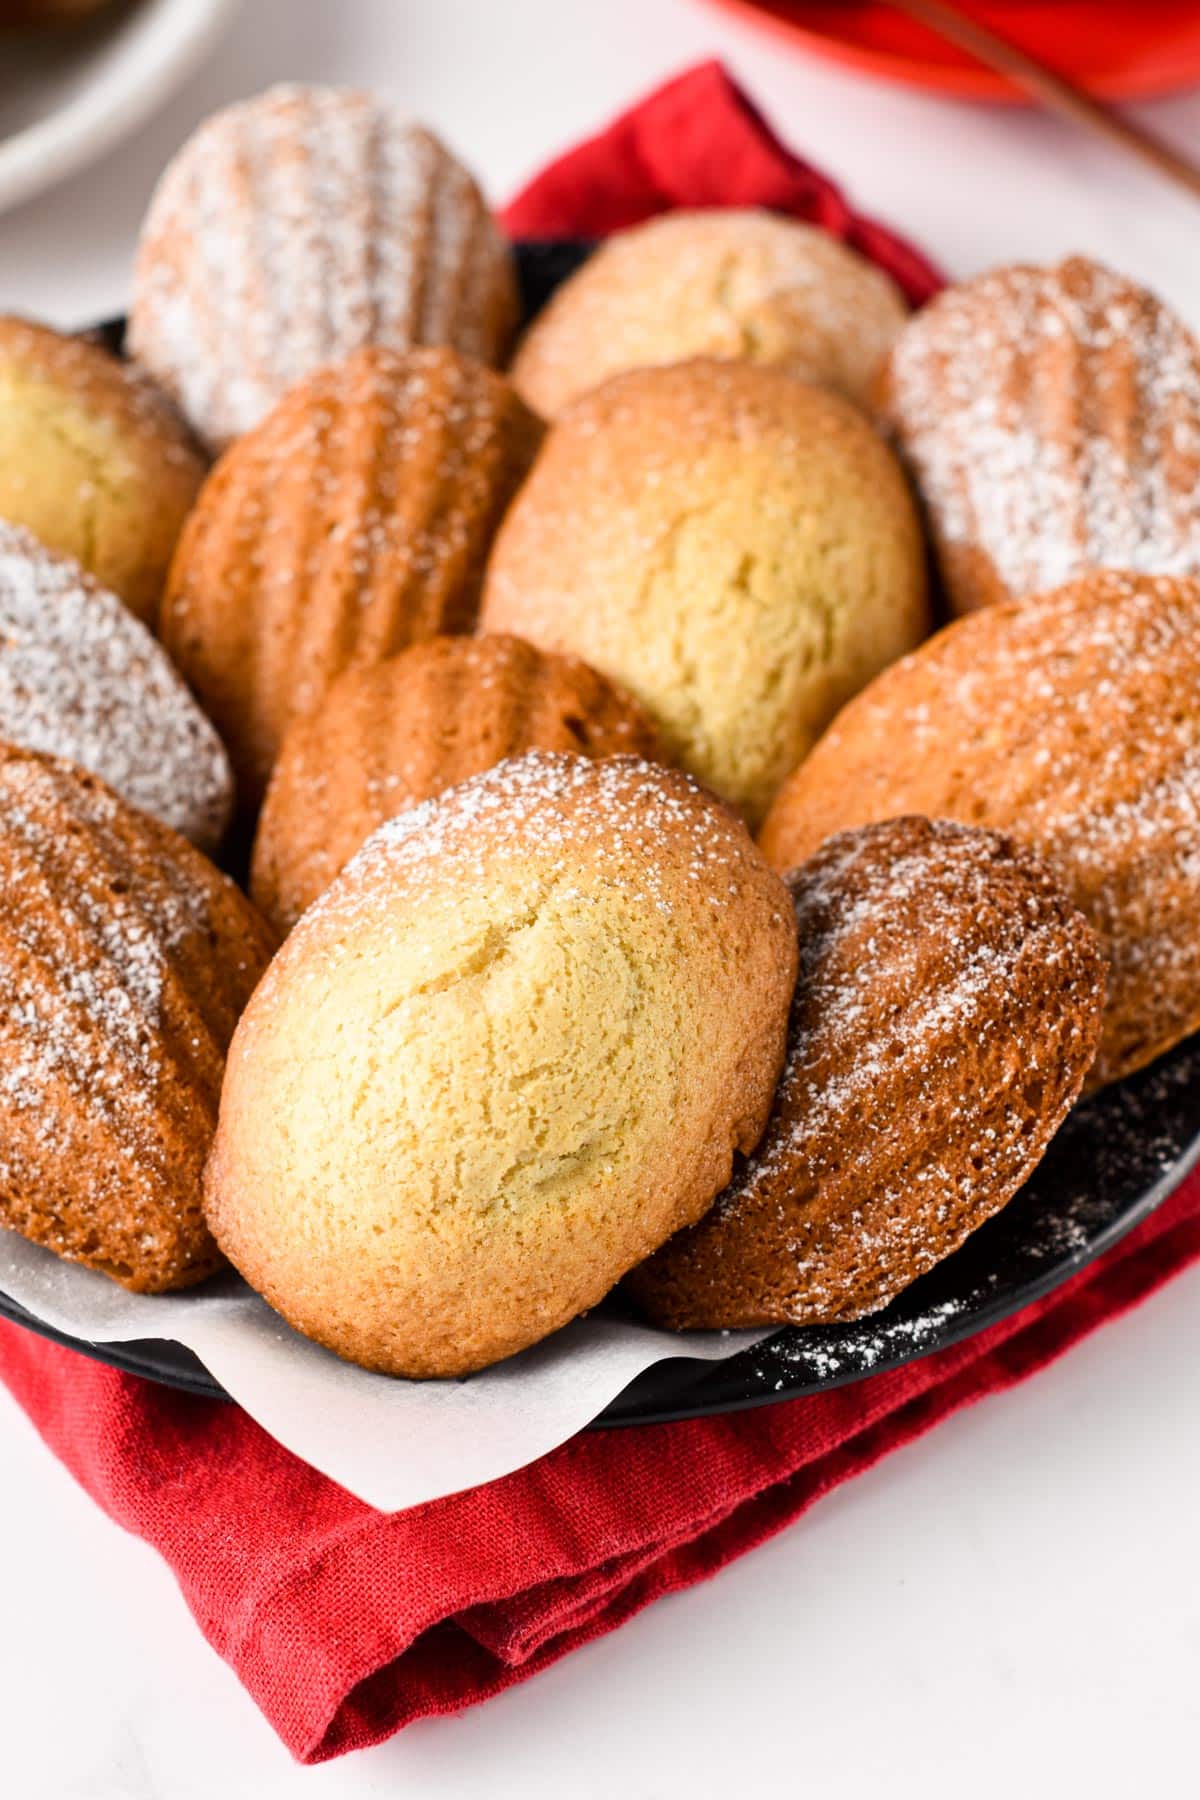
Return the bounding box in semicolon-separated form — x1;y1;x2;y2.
0;746;274;1292
251;633;663;936
627;817;1105;1331
761;570;1200;1089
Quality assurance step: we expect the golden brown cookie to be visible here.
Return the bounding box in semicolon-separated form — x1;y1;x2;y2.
0;316;204;625
251;633;662;935
130;84;519;452
162;346;543;807
512;209;909;419
878;257;1200;616
629;817;1105;1330
206;752;798;1377
0;746;274;1292
0;523;233;852
480;359;929;828
761;570;1200;1088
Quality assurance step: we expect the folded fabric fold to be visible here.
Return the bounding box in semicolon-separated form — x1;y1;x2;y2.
2;58;1194;1767
502;59;945;303
3;1165;1197;1761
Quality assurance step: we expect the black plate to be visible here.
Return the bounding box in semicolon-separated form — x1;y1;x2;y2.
1;1033;1196;1422
2;241;1197;1425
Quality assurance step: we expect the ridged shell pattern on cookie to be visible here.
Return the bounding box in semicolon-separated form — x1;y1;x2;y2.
130;84;519;451
0;748;274;1293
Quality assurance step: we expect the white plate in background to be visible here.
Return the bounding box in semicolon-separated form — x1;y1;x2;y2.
0;0;238;215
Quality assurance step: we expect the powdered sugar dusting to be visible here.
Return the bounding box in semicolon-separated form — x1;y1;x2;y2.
0;753;223;1172
130;84;514;449
885;258;1200;604
775;569;1200;1086
645;817;1104;1328
752;822;1085;1185
743;1031;1200;1390
0;523;233;851
308;749;780;935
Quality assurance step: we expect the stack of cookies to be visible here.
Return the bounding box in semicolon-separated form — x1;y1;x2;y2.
0;81;1196;1380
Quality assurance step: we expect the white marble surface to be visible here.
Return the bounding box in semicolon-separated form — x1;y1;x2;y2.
1;1;1199;1792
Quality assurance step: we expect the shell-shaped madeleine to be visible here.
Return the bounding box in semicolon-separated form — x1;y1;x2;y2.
878;257;1200;615
0;523;233;852
0;747;274;1292
161;346;543;807
761;571;1200;1089
629;817;1105;1330
251;633;663;935
207;753;798;1377
129;84;519;452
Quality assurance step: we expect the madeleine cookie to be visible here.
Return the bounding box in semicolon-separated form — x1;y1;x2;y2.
251;633;662;935
512;209;909;419
0;747;274;1292
0;316;204;624
481;360;929;826
206;753;798;1377
878;257;1200;615
130;85;519;451
761;570;1200;1088
0;524;233;852
162;346;542;806
629;818;1105;1330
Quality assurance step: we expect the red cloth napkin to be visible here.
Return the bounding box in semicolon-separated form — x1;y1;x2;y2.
2;61;1196;1766
503;59;945;303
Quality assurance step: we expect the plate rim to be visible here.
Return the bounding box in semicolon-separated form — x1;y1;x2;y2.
0;0;240;215
600;1100;1200;1424
1;1058;1195;1428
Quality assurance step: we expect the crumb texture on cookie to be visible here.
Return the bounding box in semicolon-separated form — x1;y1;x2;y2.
130;85;518;450
0;316;204;624
511;209;908;418
761;570;1200;1088
629;817;1105;1330
481;360;929;827
163;346;542;804
0;747;274;1293
879;257;1200;614
206;752;798;1377
0;523;233;851
251;633;663;935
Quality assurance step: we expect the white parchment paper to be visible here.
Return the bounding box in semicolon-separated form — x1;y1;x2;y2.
0;1232;768;1511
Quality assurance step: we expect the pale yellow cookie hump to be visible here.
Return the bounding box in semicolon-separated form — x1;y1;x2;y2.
206;752;798;1377
511;210;908;418
0;316;204;626
481;360;930;827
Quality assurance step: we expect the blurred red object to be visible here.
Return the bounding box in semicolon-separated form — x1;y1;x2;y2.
701;0;1200;104
504;60;944;305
